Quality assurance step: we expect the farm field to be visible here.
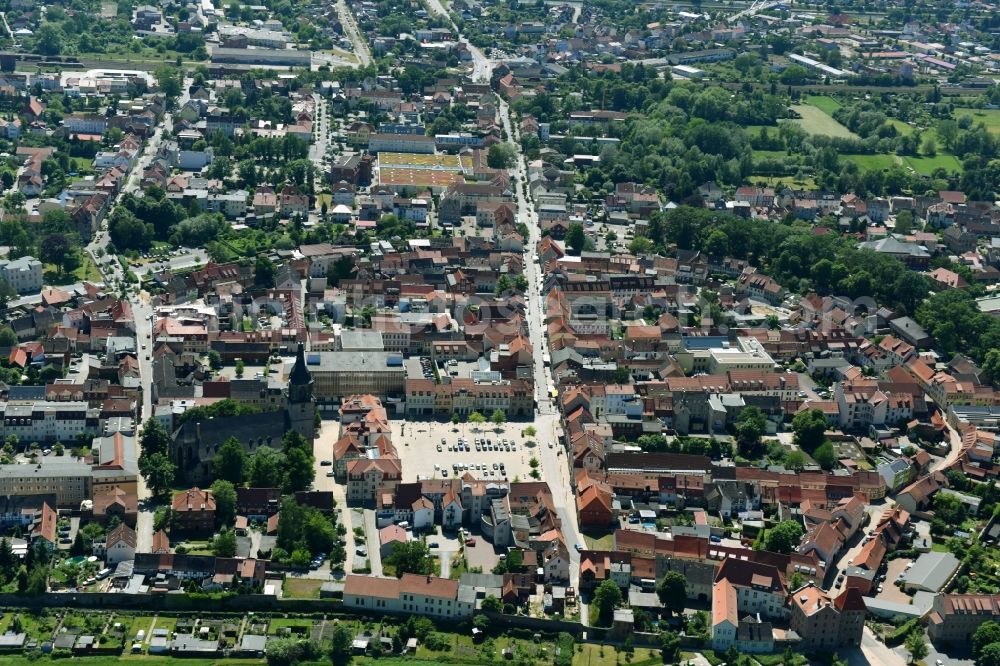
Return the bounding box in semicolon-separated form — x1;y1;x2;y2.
787;104;858;139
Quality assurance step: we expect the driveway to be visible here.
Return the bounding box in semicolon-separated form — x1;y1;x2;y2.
363;509;382;576
464;534;500;573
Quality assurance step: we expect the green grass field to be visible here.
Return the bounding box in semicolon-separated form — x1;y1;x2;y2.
889;119;915;135
282;577;324;599
582;530;614;550
787;104;858;139
842;154;899;170
804;94;842;115
267;617;313;636
903;154;963;175
954;107;1000;133
752;150;791;160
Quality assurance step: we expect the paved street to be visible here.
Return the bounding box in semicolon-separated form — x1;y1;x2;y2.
85;79;192;555
335;0;372;67
496;93;583;592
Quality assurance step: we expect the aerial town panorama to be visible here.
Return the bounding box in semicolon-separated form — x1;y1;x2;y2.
0;0;997;665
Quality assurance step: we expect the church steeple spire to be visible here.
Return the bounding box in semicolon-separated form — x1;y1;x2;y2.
289;341;312;388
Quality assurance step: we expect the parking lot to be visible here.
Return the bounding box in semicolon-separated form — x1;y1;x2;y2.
393;419;548;484
878;557;914;604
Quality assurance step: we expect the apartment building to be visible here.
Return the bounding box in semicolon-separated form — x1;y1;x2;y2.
928;594;1000;644
0;462;92;508
788;584;866;650
0;256;43;294
343;573;474;620
346;458;402;504
0;401;101;442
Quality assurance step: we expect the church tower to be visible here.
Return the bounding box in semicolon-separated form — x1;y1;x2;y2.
287;342;316;441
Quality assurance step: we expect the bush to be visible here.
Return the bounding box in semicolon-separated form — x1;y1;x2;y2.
886;618;920;646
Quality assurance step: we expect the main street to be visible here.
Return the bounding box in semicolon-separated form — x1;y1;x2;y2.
422;0;582;597
86;79;192;554
335;0;372;67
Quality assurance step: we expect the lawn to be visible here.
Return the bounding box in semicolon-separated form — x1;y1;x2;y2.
14;611;58;641
176;540;214;556
151;616;178;635
282;577;324;599
582;530;614;550
267;617;313;636
954;107;1000;133
903;154;963;175
889;119;915;135
804;94;842;116
128;616;157;641
573;643;661;665
750;175;818;189
787;104;858;139
73;256;104;282
841;154;899;170
752;150;791;160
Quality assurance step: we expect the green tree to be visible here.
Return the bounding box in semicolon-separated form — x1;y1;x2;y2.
487;143;516;169
591;579;623;627
213;528;237;557
33;24;62;56
385;540;434;577
656;571;687;617
660;630;680;663
249;447;284;487
785;450;807;471
490;409;506;426
703;229;729;257
154;64;182;100
141;452;176;499
283;446;315;493
974;622;1000;659
792;409;828;452
0;328;16;347
210;480;237;525
734;406;767;459
764;520;804;554
140;418;172;458
329;623;353;666
904;628;927;664
894;209;914;235
213;437;248;485
207;350;223;370
980;643;1000;666
468;411;486;425
481;595;503;612
566;223;586;255
24;565;48;595
255;256;277;288
39;234;70;272
235;359;245;378
812;441;837;470
933;492;966;525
